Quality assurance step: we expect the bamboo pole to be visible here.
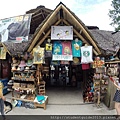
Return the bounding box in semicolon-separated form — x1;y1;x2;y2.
1;43;11;55
62;19;99;55
61;5;101;55
34;19;62;49
28;4;62;52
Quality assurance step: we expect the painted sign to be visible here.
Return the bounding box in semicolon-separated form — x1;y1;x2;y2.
51;26;73;40
0;14;31;43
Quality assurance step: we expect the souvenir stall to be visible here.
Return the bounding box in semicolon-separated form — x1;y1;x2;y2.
92;57;108;107
82;56;109;107
10;51;48;110
104;57;120;110
0;45;11;95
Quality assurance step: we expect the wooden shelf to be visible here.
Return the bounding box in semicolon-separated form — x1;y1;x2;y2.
12;86;36;91
12;97;34;102
12;78;35;82
39;85;45;87
12;70;36;73
105;61;120;64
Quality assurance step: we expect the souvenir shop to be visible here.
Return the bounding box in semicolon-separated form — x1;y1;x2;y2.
3;2;120;109
7;25;98;109
7;24;120;109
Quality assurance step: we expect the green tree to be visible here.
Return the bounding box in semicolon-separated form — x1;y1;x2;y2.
108;0;120;31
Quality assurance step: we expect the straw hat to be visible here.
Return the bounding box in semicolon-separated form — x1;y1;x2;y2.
25;66;30;71
11;66;17;71
19;60;26;67
12;59;19;67
20;67;24;71
17;67;20;71
26;59;33;66
30;65;36;70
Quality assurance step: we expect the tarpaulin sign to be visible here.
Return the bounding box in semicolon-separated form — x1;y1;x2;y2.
0;14;32;43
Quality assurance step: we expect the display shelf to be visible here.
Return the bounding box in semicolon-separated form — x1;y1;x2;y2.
12;69;37;105
12;70;36;73
11;78;35;82
38;81;46;95
12;97;34;102
93;67;108;107
12;86;36;91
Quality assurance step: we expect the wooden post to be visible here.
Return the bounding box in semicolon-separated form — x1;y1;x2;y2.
36;64;43;85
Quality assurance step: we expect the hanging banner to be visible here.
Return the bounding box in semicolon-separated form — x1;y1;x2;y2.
0;47;7;59
51;26;73;40
0;14;32;43
33;46;45;64
52;41;72;61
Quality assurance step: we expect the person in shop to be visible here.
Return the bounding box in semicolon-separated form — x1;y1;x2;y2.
113;78;120;118
0;82;6;120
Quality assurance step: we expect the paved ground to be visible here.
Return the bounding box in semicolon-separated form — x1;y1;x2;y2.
5;88;116;116
6;103;116;115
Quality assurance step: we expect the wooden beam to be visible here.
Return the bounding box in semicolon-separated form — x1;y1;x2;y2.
28;4;62;52
105;61;120;64
62;19;99;55
37;30;50;47
31;19;62;52
61;5;101;55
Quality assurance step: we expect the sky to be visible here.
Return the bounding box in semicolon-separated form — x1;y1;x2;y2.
0;0;114;31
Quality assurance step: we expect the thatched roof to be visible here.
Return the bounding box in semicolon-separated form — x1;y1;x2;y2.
112;31;120;44
89;30;120;55
2;2;120;56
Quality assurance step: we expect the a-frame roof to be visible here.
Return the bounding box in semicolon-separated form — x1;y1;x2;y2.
27;2;101;55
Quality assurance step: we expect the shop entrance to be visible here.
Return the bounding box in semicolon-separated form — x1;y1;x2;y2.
43;64;85;104
45;64;83;88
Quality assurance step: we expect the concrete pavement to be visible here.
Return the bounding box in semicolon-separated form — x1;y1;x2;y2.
5;89;116;116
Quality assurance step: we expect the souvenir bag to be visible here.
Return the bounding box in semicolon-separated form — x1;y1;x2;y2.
72;40;82;57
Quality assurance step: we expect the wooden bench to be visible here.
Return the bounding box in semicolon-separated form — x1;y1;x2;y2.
34;96;48;110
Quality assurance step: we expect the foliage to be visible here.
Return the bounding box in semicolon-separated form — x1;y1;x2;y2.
108;0;120;31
